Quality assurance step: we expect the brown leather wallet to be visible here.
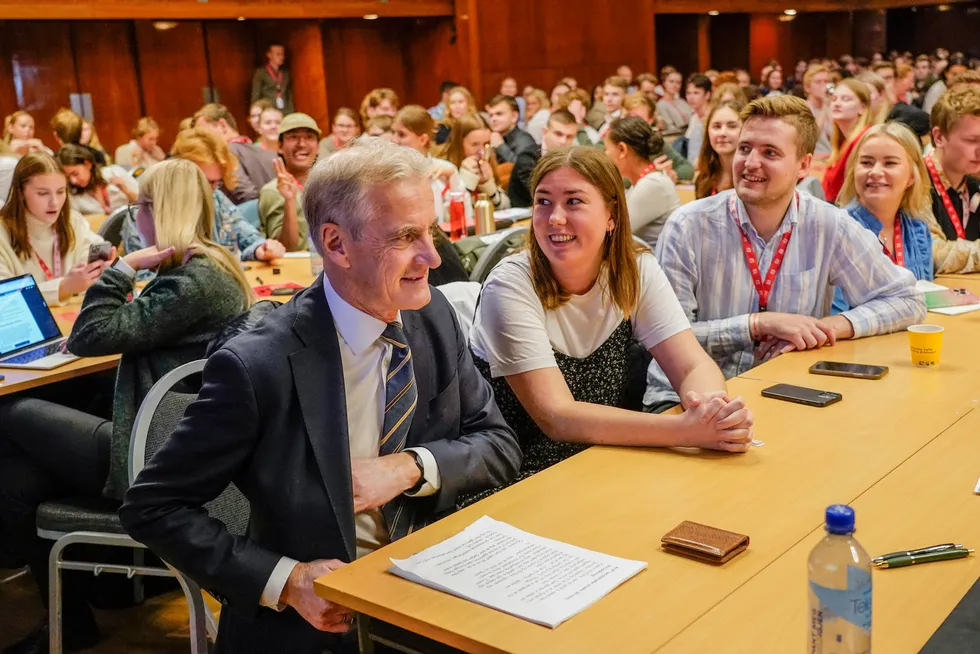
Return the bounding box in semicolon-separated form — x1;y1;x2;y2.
661;521;750;565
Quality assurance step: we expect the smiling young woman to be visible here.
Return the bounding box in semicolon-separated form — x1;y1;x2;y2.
695;100;745;199
464;146;753;499
822;78;877;203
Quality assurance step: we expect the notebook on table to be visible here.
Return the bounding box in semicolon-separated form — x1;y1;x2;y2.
0;274;80;370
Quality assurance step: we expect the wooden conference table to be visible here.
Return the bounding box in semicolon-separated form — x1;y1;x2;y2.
314;275;980;653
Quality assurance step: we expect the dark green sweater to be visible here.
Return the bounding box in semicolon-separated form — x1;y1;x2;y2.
67;255;249;500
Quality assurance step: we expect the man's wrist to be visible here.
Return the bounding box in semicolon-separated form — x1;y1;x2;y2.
397;452;422;492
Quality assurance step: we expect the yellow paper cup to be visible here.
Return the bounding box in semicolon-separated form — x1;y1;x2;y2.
908;324;944;368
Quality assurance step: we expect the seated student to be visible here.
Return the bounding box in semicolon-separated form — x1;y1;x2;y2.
714;82;748;105
487;94;537;164
2;111;50;157
194;103;277;204
645;96;925;410
364;114;394;140
803;65;835;157
434;85;480;146
436;112;512;212
823;79;876;203
248;99;273;139
832;122;935;312
359;87;400;125
114;117;166;170
549;82;570;110
80;119;112;165
123;128;285;263
622;92;695;182
557;87;602;145
469;147;752;490
317;107;360;160
597;76;629;138
0;152;110;305
656;69;694;134
508;109;578;208
585;83;608;130
427;79;458;120
524;88;552;144
604;116;681;250
258;113;319;251
50;108;106;165
695;100;744;199
57;144;138;215
0;158;251;654
683;73;713;164
857;71;892;125
256;105;284;154
925;85;980;273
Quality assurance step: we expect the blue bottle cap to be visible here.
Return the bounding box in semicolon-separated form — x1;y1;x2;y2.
825;504;855;535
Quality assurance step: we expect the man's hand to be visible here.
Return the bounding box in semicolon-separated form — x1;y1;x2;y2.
756;312;836;351
280;560;353;633
489;132;504;149
817;314;855;340
274;158;300;203
350;454;420;514
256;239;286;261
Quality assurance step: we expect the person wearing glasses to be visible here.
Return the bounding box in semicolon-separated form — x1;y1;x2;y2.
122;130;284;269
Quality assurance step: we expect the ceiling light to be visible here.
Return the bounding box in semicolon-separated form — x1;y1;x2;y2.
363;13;379;20
708;10;719;15
778;14;796;21
237;16;246;21
937;4;950;10
784;8;797;15
152;21;178;31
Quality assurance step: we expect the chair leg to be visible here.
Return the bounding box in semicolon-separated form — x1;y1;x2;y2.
173;571;209;654
358;614;375;654
48;537;70;654
133;548;145;604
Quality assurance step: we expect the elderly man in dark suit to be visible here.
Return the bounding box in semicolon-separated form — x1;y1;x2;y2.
120;138;522;654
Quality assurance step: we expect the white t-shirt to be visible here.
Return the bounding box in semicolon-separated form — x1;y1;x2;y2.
470;251;691;378
625;172;681;251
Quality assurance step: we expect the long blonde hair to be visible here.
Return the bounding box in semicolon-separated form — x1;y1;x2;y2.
138;159;252;304
2;111;33;149
436;112;501;184
528;147;645;315
0;152;73;260
170;128;239;191
837;122;934;218
830;79;875;163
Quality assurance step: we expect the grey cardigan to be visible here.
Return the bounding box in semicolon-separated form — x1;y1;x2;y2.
67;255;249;499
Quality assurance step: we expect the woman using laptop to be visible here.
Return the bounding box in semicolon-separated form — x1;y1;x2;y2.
0;151;111;305
0;158;253;653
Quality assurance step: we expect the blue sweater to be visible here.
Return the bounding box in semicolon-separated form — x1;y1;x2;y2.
833;201;933;313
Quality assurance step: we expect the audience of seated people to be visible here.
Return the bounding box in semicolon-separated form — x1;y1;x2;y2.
4;45;980;654
0;158;253;653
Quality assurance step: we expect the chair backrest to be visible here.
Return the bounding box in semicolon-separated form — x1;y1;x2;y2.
129;359;250;536
99;205;133;247
206;300;279;357
238;198;260;229
468;225;529;283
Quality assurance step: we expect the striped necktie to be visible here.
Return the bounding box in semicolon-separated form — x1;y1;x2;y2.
379;321;418;539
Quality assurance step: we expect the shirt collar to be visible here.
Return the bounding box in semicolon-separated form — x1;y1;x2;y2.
322;274;401;356
728;189;800;242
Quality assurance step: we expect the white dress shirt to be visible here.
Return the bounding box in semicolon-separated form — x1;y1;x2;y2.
259;275;442;608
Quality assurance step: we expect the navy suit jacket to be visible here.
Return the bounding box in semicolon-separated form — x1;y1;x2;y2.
120;275;521;654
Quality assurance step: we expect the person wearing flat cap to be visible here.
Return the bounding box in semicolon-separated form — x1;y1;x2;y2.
258;112;321;251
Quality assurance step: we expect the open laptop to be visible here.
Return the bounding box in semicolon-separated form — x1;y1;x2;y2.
0;274;80;370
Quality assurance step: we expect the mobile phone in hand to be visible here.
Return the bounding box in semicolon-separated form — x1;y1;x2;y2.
88;243;112;264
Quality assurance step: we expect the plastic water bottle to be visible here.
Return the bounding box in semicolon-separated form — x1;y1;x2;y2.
308;238;323;276
808;505;872;654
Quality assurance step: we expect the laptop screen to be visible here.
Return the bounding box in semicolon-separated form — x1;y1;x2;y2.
0;274;62;357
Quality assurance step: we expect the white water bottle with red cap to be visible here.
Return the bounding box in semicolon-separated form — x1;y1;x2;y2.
808;504;872;653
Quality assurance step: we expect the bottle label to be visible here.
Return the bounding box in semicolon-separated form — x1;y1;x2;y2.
809;565;872;632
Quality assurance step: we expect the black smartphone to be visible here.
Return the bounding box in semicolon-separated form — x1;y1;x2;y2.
761;383;842;408
809;361;888;380
271;287;297;296
88;242;112;264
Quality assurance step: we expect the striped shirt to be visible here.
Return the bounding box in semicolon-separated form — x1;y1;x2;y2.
644;189;926;406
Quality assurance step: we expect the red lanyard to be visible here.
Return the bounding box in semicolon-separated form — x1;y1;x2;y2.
228;136;252;145
730;193;796;311
885;221;905;267
925;154;966;239
32;234;61;280
266;65;283;97
637;162;657;182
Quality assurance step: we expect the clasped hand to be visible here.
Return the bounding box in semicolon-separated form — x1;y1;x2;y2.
680;391;754;453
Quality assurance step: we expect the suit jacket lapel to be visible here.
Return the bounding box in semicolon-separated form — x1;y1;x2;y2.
403;310;435;444
288;277;356;561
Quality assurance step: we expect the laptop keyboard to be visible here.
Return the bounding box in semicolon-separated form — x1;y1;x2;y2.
2;341;66;364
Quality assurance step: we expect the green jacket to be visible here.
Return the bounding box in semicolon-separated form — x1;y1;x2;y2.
258;179;309;251
67;256;249;499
